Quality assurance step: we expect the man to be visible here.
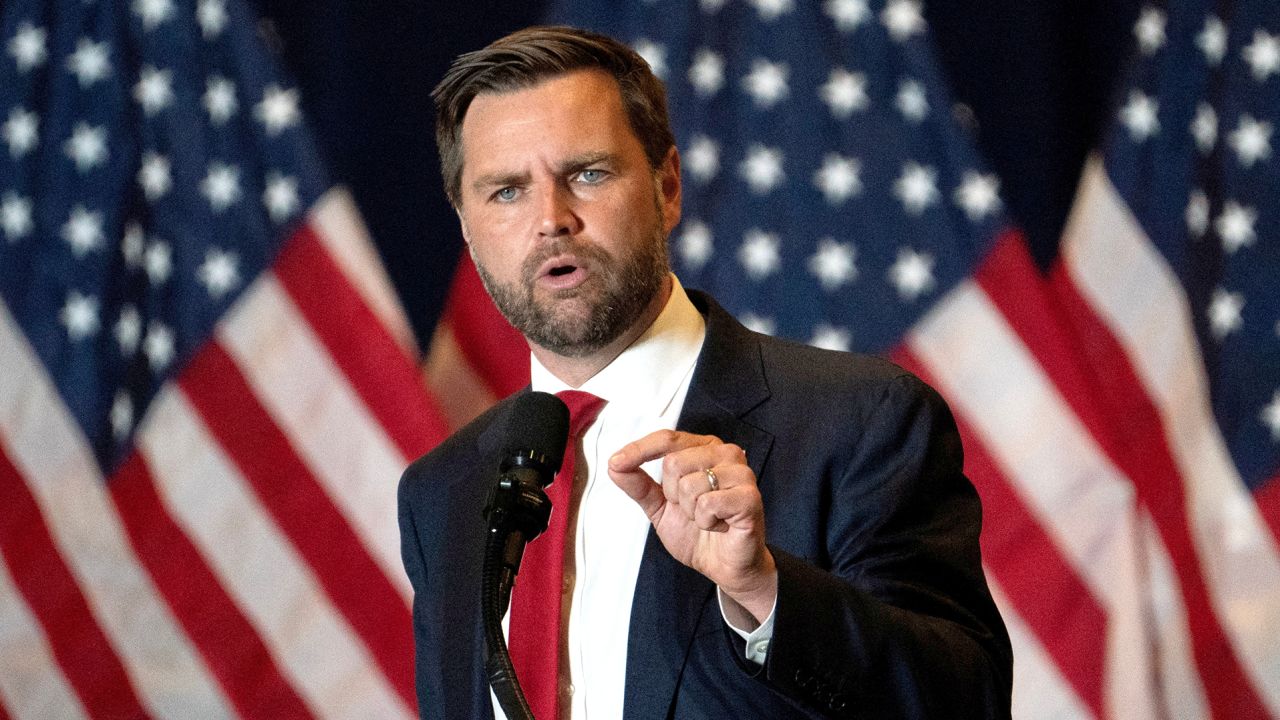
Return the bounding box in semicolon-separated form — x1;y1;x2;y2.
399;26;1012;719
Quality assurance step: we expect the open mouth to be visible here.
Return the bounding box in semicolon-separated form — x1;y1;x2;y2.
547;264;577;277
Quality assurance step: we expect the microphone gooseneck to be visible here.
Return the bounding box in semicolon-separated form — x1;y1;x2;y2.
482;391;569;720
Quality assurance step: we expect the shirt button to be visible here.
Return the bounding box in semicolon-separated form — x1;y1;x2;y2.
754;640;770;654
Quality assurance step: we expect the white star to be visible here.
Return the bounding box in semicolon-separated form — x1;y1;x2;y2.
881;0;926;42
888;247;935;301
808;237;857;291
116;304;142;355
201;161;242;212
61;291;99;341
1134;6;1166;55
1215;201;1256;253
739;229;781;279
1243;30;1280;83
1;192;34;242
893;161;939;215
255;84;301;135
63;122;108;173
1191;102;1217;154
122;222;145;267
61;205;104;257
132;0;174;31
1227;114;1272;168
699;0;727;12
820;68;869;119
739;144;785;194
2;107;38;158
688;48;724;96
895;78;928;122
810;324;851;352
204;75;238;125
144;321;175;371
742;58;789;108
110;391;133;441
677;220;714;270
685;135;720;183
825;0;870;32
66;37;111;87
263;172;300;222
1261;390;1280;441
1197;16;1227;66
813;153;862;205
7;22;48;72
748;0;794;22
1186;189;1209;238
1119;90;1160;142
632;39;667;79
198;248;240;299
138;151;172;201
740;313;776;336
197;0;228;39
132;66;174;117
1207;287;1243;339
954;171;1002;221
145;240;171;284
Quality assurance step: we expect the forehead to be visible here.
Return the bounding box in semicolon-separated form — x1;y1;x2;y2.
459;69;641;172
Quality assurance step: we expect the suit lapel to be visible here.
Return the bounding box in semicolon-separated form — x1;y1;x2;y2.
623;292;775;719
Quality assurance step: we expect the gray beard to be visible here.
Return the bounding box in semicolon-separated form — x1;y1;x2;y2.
473;228;669;358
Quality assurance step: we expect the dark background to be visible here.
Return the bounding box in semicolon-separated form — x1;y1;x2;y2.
250;0;1144;351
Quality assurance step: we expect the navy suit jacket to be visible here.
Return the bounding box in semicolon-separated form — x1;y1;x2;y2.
398;290;1013;719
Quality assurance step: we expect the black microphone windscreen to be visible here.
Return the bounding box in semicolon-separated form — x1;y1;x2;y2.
502;391;570;475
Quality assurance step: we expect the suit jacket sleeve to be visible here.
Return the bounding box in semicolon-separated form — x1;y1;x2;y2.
752;372;1011;718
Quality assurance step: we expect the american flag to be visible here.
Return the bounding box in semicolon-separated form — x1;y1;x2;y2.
427;0;1280;717
0;0;447;717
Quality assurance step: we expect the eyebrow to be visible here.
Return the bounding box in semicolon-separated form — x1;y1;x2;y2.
468;151;620;194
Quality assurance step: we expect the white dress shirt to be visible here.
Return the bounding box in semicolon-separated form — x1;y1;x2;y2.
493;277;774;720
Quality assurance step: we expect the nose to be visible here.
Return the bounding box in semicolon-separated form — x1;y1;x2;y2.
537;183;582;239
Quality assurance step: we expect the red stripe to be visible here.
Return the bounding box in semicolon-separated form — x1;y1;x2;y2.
109;451;314;719
1256;474;1280;547
442;254;529;398
895;347;1106;718
0;442;148;719
979;234;1269;718
0;691;12;720
178;341;416;709
273;223;450;460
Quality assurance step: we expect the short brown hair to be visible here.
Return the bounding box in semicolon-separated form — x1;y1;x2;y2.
432;26;676;205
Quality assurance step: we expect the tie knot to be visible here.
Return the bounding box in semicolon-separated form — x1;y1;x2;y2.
556;390;606;438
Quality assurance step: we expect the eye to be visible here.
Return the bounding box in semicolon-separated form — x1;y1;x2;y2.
576;169;607;184
493;187;519;202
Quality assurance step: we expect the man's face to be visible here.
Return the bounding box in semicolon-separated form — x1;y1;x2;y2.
455;69;681;358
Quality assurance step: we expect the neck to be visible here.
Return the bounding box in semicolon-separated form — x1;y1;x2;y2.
530;275;673;388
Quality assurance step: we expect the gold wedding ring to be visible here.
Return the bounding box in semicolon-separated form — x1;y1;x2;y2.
704;467;719;492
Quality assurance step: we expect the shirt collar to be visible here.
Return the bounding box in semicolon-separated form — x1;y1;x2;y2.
530;275;705;416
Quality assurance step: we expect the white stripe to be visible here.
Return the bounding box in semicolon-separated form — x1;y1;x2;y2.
986;574;1092;720
906;281;1189;720
139;385;413;720
1062;157;1280;713
1139;511;1211;720
0;550;89;720
309;189;419;357
217;274;411;602
0;301;235;720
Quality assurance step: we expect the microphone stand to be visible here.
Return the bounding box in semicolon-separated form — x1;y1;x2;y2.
482;454;554;720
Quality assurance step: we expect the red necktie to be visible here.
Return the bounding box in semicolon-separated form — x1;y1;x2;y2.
508;390;606;720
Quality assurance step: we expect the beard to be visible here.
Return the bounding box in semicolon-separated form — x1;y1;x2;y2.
473;223;669;358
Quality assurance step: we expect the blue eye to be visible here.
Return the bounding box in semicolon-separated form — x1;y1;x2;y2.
578;169;605;183
494;187;518;202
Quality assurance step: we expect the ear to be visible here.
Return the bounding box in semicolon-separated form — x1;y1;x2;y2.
455;207;472;245
657;145;682;235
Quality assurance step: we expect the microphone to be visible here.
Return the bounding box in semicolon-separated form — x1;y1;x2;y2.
481;392;568;720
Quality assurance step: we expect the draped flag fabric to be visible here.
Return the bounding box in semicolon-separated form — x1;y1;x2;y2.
427;0;1280;717
0;0;448;717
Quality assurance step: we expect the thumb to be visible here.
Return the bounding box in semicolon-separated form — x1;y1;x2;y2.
607;452;665;520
